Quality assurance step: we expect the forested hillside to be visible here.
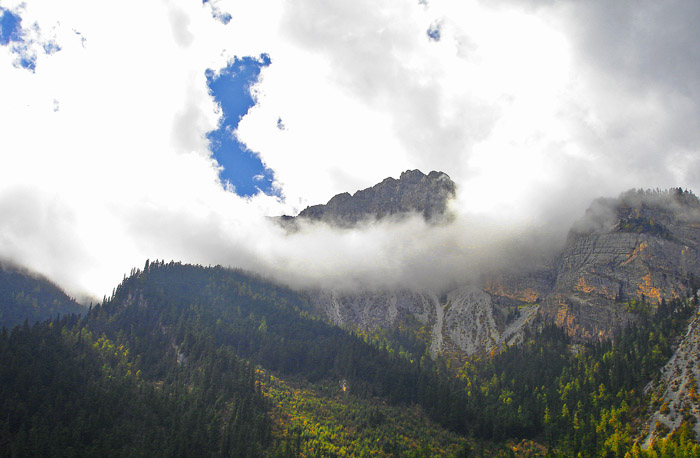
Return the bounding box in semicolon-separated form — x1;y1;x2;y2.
0;262;472;457
0;263;84;329
2;261;700;457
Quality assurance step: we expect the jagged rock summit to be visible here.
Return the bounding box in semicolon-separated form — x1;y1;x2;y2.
288;169;456;228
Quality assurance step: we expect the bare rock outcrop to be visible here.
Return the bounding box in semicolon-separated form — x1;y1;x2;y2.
540;189;700;340
309;286;538;358
641;302;700;447
284;170;456;228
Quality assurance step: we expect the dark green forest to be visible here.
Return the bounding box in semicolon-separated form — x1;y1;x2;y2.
0;263;84;329
1;261;700;457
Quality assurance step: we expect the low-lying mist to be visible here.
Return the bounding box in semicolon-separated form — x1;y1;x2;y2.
245;203;569;296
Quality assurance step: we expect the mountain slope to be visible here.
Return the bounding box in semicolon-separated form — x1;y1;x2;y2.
1;261;474;457
310;287;539;358
0;315;270;457
308;185;700;360
642;294;700;446
3;260;700;456
0;262;85;329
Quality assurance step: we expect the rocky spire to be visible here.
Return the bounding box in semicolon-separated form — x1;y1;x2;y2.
294;169;456;227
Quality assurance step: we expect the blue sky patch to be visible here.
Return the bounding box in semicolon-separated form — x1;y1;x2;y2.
17;52;35;71
427;22;441;42
43;40;61;55
202;0;232;25
0;8;22;45
206;54;279;197
0;6;59;71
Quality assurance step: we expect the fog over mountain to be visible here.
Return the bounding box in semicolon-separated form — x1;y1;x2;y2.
1;0;700;300
120;169;563;298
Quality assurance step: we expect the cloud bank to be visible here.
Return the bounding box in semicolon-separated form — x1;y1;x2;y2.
0;0;699;299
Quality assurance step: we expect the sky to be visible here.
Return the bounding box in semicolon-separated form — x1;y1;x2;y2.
1;0;700;301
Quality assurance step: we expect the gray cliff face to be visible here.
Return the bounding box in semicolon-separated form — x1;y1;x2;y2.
295;169;456;227
540;189;700;339
308;287;538;357
307;181;700;356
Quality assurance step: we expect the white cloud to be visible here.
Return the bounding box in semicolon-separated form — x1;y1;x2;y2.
0;0;699;299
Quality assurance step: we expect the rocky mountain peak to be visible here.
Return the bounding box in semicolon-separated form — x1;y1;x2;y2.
535;188;700;339
570;188;700;239
293;169;456;227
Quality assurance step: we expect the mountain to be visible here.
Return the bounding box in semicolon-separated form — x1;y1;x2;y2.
299;179;700;450
308;185;700;360
281;169;456;228
4;177;700;456
0;261;85;329
538;188;700;339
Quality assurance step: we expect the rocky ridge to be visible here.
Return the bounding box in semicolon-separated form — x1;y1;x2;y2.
284;169;456;228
